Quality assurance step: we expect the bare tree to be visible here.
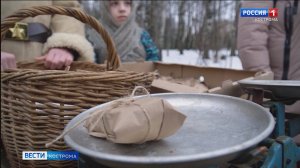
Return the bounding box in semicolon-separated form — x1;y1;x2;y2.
231;0;241;56
200;0;213;59
175;1;186;54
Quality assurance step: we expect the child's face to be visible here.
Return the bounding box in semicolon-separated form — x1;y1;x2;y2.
109;0;132;25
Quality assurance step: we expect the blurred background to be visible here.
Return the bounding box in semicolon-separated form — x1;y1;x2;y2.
80;0;242;69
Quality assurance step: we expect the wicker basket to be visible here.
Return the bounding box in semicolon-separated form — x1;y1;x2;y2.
1;6;154;168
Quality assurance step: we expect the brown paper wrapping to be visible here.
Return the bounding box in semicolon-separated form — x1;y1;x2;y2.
84;97;186;144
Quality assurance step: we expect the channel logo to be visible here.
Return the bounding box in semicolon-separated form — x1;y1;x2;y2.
22;151;47;160
240;8;278;17
22;151;79;160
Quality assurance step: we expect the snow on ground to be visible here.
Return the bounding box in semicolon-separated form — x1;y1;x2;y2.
162;49;243;70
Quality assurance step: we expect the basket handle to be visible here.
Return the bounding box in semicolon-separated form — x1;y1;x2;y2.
1;5;120;71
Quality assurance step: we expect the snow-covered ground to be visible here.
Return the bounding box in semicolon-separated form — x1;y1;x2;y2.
162;49;243;70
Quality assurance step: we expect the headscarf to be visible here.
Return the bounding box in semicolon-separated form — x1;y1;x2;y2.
92;1;146;63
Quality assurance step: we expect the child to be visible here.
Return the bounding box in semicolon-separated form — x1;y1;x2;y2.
92;0;160;63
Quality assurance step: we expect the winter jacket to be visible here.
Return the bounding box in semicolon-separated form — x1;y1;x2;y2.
90;29;159;64
1;0;94;62
141;30;160;62
237;0;300;114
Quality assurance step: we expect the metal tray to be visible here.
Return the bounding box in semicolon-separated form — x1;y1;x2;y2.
64;93;275;168
238;80;300;100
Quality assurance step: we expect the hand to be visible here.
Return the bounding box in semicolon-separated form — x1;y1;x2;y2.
1;51;17;71
36;48;74;70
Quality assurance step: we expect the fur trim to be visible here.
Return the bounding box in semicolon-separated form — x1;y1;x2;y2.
43;33;95;62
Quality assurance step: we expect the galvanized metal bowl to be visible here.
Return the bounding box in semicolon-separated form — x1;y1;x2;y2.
64;93;275;168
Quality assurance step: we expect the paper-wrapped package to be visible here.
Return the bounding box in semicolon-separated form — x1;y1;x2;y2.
45;86;186;147
84;97;186;144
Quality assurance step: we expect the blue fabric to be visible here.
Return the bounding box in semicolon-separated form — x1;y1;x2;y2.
140;30;160;61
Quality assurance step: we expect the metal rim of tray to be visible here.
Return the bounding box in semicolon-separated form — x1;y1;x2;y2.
64;93;275;164
238;80;300;87
238;80;300;100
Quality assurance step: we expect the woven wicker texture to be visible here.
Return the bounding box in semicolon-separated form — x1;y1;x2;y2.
1;6;154;168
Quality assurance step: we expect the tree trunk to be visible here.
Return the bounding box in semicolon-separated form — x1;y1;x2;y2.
176;1;186;54
202;0;212;59
231;0;240;56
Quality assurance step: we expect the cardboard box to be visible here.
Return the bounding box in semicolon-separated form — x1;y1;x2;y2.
119;62;273;97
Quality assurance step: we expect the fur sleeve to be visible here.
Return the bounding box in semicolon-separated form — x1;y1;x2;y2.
43;32;95;62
